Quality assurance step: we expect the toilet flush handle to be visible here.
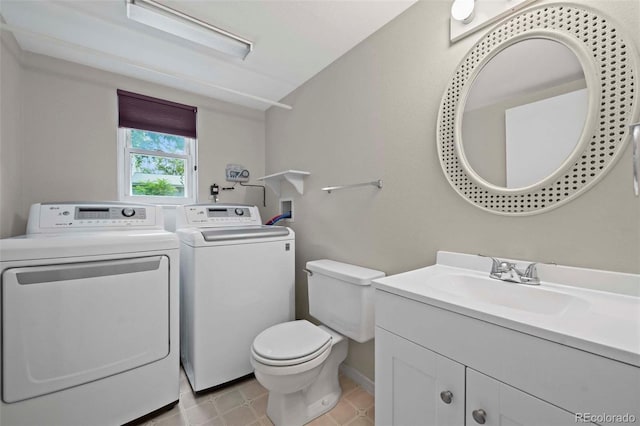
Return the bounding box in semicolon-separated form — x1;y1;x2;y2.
303;268;313;276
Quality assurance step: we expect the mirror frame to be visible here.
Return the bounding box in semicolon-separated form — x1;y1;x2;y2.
437;4;639;215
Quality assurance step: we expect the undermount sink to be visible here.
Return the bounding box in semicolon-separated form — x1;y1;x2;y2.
373;251;640;367
430;273;583;315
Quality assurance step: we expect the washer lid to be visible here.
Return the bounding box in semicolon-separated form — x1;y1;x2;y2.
252;320;331;361
201;226;290;242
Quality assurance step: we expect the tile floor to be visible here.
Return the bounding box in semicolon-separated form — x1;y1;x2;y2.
135;368;374;426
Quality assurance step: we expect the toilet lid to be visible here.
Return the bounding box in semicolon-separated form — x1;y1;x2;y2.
252;320;332;362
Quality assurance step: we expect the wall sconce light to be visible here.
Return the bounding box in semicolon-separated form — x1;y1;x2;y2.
450;0;537;42
451;0;475;24
126;0;252;60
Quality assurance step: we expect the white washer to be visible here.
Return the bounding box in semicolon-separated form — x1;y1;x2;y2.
176;204;295;392
0;202;180;426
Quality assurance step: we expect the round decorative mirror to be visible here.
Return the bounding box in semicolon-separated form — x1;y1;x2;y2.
462;38;588;189
437;4;639;215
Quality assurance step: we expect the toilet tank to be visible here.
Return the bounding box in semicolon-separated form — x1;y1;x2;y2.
306;260;385;343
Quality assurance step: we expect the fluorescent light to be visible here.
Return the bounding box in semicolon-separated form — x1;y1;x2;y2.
126;0;252;60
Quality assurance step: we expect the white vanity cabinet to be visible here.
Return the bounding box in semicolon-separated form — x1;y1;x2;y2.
375;327;465;425
374;288;639;426
376;325;578;426
465;369;578;426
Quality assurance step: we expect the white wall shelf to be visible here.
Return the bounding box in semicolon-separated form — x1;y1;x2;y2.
258;170;310;197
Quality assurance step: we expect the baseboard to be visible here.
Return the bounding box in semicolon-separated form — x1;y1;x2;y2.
339;364;375;396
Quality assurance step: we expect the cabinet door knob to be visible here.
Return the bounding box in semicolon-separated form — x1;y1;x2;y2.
439;390;453;404
472;409;487;424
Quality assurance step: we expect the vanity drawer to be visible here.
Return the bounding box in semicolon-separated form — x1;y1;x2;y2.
375;289;640;422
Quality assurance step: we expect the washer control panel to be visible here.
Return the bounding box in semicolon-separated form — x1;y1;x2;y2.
75;206;147;221
28;203;160;233
179;204;262;227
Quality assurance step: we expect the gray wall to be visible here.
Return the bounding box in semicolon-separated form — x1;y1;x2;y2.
0;33;24;238
265;0;640;381
1;47;266;237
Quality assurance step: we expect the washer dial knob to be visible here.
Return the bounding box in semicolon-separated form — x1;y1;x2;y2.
122;208;135;217
234;208;244;216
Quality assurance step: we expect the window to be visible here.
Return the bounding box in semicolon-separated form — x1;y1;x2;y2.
117;90;197;205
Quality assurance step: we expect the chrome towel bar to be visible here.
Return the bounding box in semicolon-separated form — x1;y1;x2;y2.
322;179;383;194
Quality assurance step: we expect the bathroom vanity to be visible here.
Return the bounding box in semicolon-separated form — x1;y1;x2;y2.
373;252;640;426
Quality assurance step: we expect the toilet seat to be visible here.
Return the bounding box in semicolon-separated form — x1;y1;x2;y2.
251;339;332;366
251;343;332;377
252;320;332;364
250;320;334;376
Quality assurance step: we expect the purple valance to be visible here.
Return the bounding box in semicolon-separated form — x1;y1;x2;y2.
118;89;197;138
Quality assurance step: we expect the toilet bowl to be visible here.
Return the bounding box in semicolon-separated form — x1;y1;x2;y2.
251;321;347;426
250;260;385;426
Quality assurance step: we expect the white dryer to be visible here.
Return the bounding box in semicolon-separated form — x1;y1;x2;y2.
176;204;295;392
0;202;180;426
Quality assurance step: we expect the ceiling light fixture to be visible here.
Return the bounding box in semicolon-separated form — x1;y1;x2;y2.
451;0;476;24
125;0;252;60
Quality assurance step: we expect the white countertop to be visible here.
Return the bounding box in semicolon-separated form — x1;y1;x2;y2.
374;251;640;367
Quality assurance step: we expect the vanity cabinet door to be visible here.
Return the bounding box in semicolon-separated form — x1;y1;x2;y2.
466;369;579;426
375;327;465;426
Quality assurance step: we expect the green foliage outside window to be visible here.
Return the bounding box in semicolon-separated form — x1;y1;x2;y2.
129;129;188;197
133;154;185;177
132;179;177;196
131;129;185;153
131;129;186;177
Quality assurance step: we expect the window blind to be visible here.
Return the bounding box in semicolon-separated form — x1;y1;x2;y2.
117;89;197;138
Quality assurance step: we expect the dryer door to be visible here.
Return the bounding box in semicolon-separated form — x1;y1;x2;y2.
2;255;170;403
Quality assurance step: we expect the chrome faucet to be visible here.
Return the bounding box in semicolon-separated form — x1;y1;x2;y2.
479;255;541;285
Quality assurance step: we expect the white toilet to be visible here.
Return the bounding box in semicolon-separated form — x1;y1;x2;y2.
250;259;385;426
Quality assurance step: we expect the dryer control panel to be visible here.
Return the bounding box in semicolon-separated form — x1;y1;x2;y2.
177;204;262;228
27;203;162;233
